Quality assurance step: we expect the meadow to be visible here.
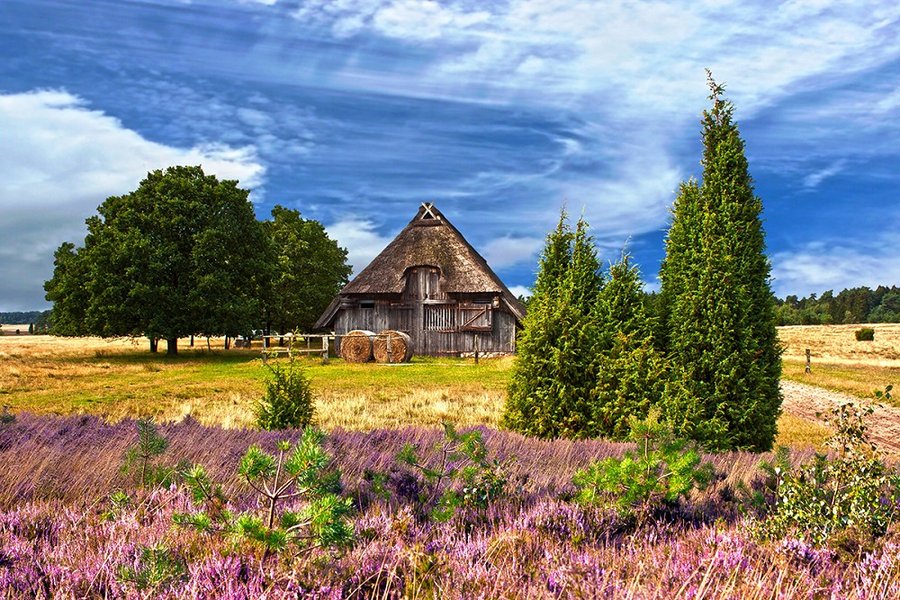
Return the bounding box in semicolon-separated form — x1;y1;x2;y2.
2;324;897;440
2;326;900;598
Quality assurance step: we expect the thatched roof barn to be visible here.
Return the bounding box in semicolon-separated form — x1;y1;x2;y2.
315;203;526;357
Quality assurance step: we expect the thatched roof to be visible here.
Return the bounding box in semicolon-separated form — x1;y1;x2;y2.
315;203;526;328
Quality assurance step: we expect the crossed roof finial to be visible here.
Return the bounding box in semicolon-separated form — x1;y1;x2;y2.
420;202;438;220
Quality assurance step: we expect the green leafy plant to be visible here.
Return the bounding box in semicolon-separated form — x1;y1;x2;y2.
759;386;900;547
572;410;714;523
175;429;352;555
398;423;508;521
117;544;186;592
256;337;315;430
122;417;173;487
855;327;875;341
0;405;14;425
101;490;131;521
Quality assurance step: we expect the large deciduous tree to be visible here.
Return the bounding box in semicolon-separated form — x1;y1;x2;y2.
43;242;91;336
659;73;782;451
47;166;270;354
260;206;351;334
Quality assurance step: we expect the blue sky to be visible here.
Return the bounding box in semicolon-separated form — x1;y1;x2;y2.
2;0;899;311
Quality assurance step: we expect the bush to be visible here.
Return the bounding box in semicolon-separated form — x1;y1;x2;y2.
758;386;900;547
256;342;315;430
855;327;875;341
572;411;713;523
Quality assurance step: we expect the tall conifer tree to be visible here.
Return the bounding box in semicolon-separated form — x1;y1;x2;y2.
504;213;603;439
660;73;782;451
591;253;667;439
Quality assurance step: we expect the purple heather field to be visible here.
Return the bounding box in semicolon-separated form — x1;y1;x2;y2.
1;415;899;598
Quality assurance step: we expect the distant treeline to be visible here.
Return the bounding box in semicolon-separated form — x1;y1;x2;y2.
771;286;900;326
0;310;51;329
628;286;900;328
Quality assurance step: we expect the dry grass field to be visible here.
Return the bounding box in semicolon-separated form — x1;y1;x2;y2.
0;323;31;335
1;325;897;451
779;323;900;399
779;322;900;365
0;335;508;430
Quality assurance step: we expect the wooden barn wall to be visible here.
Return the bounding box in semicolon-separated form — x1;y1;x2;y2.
333;303;517;356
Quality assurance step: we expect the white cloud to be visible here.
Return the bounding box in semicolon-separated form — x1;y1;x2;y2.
372;0;490;40
0;89;265;310
802;160;847;189
556;149;681;241
507;285;531;299
482;236;544;269
771;236;900;297
325;217;394;275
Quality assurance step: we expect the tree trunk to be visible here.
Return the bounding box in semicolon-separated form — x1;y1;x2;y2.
224;335;230;350
149;337;158;353
190;335;194;347
166;337;178;355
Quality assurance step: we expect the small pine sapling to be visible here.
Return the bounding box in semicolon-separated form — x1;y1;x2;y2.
0;405;14;425
122;417;172;487
256;335;315;430
117;544;187;593
397;422;508;521
573;410;714;523
736;445;792;516
175;429;352;555
236;429;352;552
175;464;230;531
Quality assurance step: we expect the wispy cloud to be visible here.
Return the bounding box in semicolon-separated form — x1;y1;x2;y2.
482;236;544;269
803;160;847;189
2;0;900;307
771;234;900;297
325;217;394;275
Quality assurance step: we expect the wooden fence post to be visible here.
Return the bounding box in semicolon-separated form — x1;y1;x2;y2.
805;349;811;374
474;333;480;364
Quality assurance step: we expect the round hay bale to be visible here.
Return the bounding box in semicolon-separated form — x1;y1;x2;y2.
340;330;375;363
373;330;412;363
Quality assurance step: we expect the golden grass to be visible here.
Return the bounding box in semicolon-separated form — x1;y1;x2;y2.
0;335;509;430
774;413;830;450
783;358;898;401
778;323;900;366
4;330;894;450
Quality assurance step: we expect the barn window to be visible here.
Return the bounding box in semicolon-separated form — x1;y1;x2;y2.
359;300;375;309
424;304;456;331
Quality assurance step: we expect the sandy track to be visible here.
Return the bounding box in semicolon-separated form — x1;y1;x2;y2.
781;379;900;455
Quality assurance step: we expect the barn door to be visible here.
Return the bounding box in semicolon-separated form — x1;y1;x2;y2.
458;304;492;331
403;266;444;355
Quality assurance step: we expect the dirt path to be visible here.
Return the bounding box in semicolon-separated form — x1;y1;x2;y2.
781;379;900;455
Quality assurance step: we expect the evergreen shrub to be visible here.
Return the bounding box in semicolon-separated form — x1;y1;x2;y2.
855;327;875;341
256;340;315;430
